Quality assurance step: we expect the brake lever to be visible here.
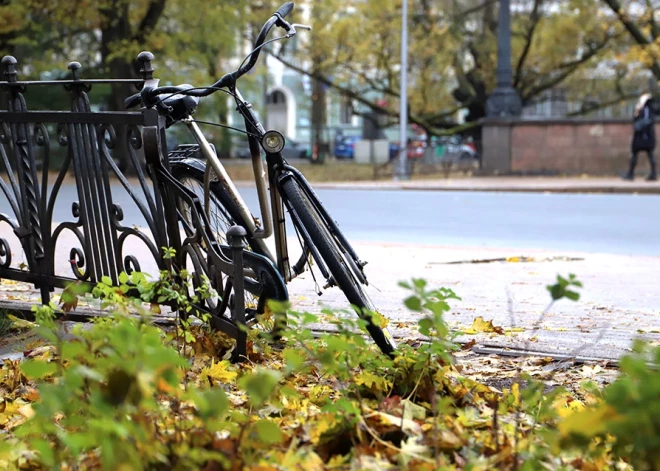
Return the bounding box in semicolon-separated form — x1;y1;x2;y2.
286;23;311;38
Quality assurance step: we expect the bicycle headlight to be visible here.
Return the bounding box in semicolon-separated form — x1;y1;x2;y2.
262;130;285;154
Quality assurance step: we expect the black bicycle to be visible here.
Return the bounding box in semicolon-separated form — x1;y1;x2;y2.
125;2;396;355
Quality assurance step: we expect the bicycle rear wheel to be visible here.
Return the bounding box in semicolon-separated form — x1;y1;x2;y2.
170;160;284;333
280;176;396;355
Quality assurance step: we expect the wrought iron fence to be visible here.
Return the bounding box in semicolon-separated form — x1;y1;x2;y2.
0;57;176;305
0;54;289;361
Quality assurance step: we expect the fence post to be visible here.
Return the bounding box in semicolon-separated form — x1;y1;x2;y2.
228;225;247;362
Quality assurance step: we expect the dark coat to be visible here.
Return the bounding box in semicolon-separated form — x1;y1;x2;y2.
632;101;656;152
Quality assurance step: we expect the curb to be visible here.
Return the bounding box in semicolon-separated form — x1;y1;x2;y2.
291;182;660;194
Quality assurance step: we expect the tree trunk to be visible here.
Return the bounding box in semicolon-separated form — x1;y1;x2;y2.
100;1;137;174
311;72;327;164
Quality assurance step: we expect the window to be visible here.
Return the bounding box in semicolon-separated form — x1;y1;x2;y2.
266;90;287;105
339;98;353;125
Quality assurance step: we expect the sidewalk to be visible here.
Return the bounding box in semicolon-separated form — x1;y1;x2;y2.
0;242;657;360
275;176;660;194
289;243;660;361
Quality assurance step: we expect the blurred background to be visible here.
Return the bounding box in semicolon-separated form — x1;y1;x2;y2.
3;0;659;171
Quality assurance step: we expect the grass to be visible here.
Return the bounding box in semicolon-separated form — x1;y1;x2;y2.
0;309;12;337
4;157;476;186
222;159;476;183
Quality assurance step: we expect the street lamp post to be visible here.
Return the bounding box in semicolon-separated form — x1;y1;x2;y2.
396;0;409;180
485;0;522;117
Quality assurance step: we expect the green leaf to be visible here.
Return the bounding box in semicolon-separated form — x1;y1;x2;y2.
412;278;427;290
60;341;87;361
404;296;422;311
101;276;113;286
62;431;96;454
21;359;57;379
118;271;129;284
238;370;281;407
254;419;283;444
188;388;229;419
30;438;56;467
283;348;305;373
565;290;580;301
418;318;433;336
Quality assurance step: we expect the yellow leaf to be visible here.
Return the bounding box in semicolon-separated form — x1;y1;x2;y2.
559;404;619;438
554;394;585;418
307;413;337;445
354;371;391;391
201;360;237;385
464;317;504;335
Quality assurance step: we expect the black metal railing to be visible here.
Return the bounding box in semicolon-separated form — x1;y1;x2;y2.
0;55;285;360
0;57;172;303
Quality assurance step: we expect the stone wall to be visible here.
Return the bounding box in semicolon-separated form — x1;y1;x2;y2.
482;118;660;175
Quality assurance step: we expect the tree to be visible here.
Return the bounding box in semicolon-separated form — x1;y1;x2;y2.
8;0;248;166
268;0;624;138
600;0;660;81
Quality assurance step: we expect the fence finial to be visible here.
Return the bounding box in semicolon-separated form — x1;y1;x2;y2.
68;62;82;81
137;51;155;81
1;56;18;83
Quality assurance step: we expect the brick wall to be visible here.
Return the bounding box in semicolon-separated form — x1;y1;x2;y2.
482;118;660;175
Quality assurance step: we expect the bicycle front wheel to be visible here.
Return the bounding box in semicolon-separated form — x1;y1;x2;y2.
280;177;396;355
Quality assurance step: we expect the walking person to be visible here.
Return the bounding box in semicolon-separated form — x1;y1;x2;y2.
624;93;657;181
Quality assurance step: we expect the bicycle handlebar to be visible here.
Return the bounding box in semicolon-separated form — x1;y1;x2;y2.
125;2;298;109
275;2;294;18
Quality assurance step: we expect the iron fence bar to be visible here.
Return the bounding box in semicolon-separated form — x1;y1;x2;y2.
0;79;144;86
228;225;247;363
0;111;145;126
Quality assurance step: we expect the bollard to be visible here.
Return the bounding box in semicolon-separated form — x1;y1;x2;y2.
227;225;247;362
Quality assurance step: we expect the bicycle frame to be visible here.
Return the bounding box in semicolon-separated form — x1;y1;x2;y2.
180;87;367;287
182;113;296;280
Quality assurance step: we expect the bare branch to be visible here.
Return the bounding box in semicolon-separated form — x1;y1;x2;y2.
645;0;660;40
566;93;638;117
513;0;543;89
269;51;474;136
521;36;613;101
133;0;167;44
601;0;660;79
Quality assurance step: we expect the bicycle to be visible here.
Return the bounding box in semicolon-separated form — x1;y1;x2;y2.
125;2;397;355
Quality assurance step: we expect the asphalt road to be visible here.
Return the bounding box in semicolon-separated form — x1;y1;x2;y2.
2;183;659;360
37;184;660;256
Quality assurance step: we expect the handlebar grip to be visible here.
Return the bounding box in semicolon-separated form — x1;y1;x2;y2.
275;2;294;19
124;92;143;109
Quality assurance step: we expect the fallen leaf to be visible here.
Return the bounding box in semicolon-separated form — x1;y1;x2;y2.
464;317;504;335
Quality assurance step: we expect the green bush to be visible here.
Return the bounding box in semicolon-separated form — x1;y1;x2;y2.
0;272;655;470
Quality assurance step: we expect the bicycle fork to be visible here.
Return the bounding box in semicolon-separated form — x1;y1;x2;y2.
275;167;369;289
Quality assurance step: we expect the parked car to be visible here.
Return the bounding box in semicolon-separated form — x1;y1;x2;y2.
389;142;400;160
235;137;308;160
388;136;479;162
440;136;478;160
407;139;426;159
333;135;360;159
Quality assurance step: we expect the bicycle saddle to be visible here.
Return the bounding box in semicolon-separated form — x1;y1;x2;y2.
158;84;199;126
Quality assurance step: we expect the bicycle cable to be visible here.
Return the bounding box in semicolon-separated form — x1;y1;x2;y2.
237;33;291;75
151;86;237;107
190;119;261;138
289;207;322;296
